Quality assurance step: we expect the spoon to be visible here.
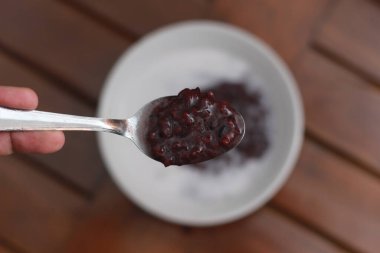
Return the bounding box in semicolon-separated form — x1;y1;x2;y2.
0;96;245;165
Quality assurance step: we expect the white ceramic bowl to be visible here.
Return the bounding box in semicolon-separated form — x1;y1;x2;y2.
97;21;304;226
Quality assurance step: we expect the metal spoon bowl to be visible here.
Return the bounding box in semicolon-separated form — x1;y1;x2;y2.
0;96;245;165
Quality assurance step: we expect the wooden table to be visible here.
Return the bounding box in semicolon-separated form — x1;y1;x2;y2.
0;0;379;252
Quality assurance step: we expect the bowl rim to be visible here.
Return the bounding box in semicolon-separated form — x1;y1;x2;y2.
97;20;304;226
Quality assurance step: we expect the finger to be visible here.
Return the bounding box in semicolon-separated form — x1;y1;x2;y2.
10;131;65;154
0;86;38;109
0;132;13;155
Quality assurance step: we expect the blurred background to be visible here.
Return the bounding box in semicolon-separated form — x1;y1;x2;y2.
0;0;379;253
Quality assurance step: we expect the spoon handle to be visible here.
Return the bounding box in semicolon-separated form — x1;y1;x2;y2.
0;106;122;134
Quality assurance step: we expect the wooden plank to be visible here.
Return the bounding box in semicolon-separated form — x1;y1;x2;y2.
0;0;129;101
66;0;330;64
66;178;345;253
188;208;347;253
293;49;380;175
0;156;86;253
0;245;11;253
65;0;211;36
315;0;380;83
0;51;105;192
273;140;380;253
66;178;186;253
213;0;331;63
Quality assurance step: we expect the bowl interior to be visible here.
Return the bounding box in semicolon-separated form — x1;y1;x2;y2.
98;21;304;226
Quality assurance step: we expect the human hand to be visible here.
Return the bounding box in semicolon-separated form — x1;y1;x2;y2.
0;86;65;155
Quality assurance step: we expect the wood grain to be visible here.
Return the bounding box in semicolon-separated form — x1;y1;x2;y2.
64;0;211;36
0;245;11;253
293;49;380;175
273;140;380;253
65;178;347;253
66;178;186;253
315;0;380;83
213;0;331;63
0;0;129;101
0;51;105;192
188;208;347;253
0;156;85;253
